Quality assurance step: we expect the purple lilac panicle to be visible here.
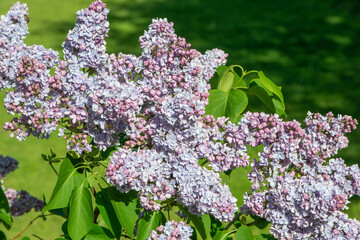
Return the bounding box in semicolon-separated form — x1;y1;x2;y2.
238;112;359;239
5;188;44;217
2;2;360;236
106;17;238;222
0;154;44;217
0;155;18;178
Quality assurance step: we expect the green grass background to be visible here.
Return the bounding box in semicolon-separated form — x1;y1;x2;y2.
0;0;360;238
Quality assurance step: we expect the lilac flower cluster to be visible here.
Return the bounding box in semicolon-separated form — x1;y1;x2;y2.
235;112;360;239
0;1;237;222
0;1;143;152
2;2;360;237
147;221;193;240
0;154;18;178
105;17;238;221
0;155;43;217
4;188;44;217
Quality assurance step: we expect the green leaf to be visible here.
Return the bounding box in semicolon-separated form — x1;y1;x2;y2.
180;207;207;240
251;215;270;230
96;188;122;239
202;214;211;239
232;68;249;89
227;89;248;122
0;186;11;228
213;230;233;240
49;208;68;218
247;86;276;112
136;211;166;240
216;65;227;77
235;225;254;240
209;215;223;237
83;224;114;240
21;237;30;240
190;226;198;240
206;89;228;118
68;183;93;240
254;234;277;240
44;158;85;211
257;71;284;103
206;89;248;121
218;70;234;93
251;78;286;116
272;98;286;117
0;231;6;240
97;187;139;239
100;146;117;161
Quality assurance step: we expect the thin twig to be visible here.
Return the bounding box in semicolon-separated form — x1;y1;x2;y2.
31;234;44;240
11;215;41;240
49;161;58;176
224;211;242;230
93;207;100;223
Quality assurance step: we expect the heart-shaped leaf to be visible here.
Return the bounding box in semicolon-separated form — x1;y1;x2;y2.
68;183;93;240
96;187;139;239
136;211;166;240
44;158;85;211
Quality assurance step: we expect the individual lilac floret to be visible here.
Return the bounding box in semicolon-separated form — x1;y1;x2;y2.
0;155;18;178
148;221;193;240
5;188;44;217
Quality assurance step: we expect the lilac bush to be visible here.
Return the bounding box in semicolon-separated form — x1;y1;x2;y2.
0;1;359;240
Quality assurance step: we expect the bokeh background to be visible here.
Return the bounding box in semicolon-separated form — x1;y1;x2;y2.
0;0;359;238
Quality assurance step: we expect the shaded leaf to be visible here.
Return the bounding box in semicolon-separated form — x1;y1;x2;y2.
44;158;85;211
0;186;11;228
96;188;122;239
83;224;114;240
255;234;277;240
180;207;207;240
0;231;6;240
97;187;139;239
251;215;270;230
247;86;276;112
136;211;166;240
258;71;284;103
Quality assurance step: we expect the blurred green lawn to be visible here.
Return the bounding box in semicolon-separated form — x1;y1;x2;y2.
0;0;360;238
